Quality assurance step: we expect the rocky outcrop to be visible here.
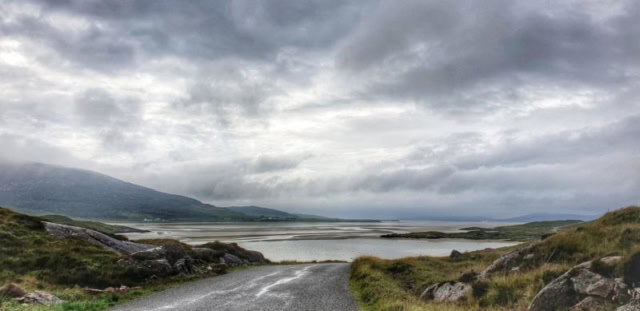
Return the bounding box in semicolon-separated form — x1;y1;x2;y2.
450;250;463;260
617;300;640;311
420;281;471;302
529;257;634;311
44;222;153;255
221;253;243;266
16;291;64;305
480;244;537;278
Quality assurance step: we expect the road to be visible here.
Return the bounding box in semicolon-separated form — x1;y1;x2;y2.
109;263;359;311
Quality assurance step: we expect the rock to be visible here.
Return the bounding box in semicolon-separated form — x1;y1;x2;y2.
587;278;617;298
16;291;64;305
602;256;624;265
617;300;640;311
524;254;535;260
44;222;153;255
529;274;579;311
571;268;604;294
0;283;26;298
174;257;194;274
571;296;608;311
244;250;268;264
221;253;243;266
130;247;166;261
193;247;222;262
118;258;174;277
450;250;463;260
479;244;537;278
420;281;471;302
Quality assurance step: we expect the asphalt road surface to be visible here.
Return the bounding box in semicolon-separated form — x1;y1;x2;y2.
109;263;359;311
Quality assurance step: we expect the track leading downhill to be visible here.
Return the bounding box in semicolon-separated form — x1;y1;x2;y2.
109;263;359;311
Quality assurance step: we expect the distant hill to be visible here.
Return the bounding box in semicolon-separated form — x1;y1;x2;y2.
228;206;332;221
0;162;254;222
497;212;598;222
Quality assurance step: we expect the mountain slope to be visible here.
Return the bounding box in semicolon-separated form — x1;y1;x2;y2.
0;162;253;221
228;206;297;219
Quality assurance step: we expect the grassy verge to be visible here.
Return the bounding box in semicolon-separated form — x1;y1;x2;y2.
0;207;260;310
352;206;640;311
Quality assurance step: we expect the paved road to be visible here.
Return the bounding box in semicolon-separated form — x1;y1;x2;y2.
109;263;359;311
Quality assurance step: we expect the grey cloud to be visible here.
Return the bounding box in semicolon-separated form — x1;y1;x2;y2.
338;0;640;113
74;88;139;128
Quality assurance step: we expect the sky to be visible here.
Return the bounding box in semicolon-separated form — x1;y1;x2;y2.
0;0;638;219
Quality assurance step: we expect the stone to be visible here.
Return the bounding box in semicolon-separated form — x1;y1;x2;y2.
571;296;607;311
16;291;64;305
450;250;463;259
420;281;471;303
130;247;166;261
601;256;624;265
44;222;153;255
529;275;578;311
0;283;26;298
572;268;604;294
174;256;194;274
221;253;243;266
617;300;640;311
118;258;174;277
586;278;616;298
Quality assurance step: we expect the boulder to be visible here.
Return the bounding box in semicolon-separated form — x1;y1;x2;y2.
174;257;194;274
130;247;166;261
529;273;579;311
420;281;471;302
193;247;222;262
44;222;153;255
16;291;64;305
0;283;26;298
118;258;174;277
244;250;268;264
586;278;617;298
571;296;608;311
617;300;640;311
450;250;463;260
221;253;243;266
479;244;536;278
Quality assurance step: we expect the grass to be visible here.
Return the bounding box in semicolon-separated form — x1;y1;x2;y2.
352;206;640;311
0;207;262;310
381;220;583;241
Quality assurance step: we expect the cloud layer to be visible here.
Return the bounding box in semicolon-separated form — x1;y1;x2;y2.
0;0;638;218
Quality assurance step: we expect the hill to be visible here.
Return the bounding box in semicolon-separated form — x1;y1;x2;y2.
228;206;298;219
351;206;640;310
381;220;583;241
0;162;253;222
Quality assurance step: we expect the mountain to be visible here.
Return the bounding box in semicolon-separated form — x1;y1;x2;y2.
0;162;254;221
228;206;297;219
497;212;598;222
228;206;332;221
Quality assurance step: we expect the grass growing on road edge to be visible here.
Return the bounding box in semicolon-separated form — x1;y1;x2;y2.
351;206;640;311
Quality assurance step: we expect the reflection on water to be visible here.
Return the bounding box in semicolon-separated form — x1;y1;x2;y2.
116;221;520;262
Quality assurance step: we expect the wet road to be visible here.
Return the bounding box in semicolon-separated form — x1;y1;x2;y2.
109;263;359;311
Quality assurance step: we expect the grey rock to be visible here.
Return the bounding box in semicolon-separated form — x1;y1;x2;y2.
586;278;616;298
16;291;64;305
529;274;579;311
450;250;463;259
524;254;535;260
420;281;470;302
118;258;174;277
601;256;624;265
130;247;166;261
617;300;640;311
221;253;243;266
571;296;608;311
44;222;153;255
572;268;604;294
174;257;194;274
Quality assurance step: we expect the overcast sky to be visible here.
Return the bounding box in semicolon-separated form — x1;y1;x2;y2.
0;0;638;219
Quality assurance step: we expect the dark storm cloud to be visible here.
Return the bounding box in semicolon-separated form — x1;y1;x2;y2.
1;0;638;218
338;0;640;113
4;0;363;71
